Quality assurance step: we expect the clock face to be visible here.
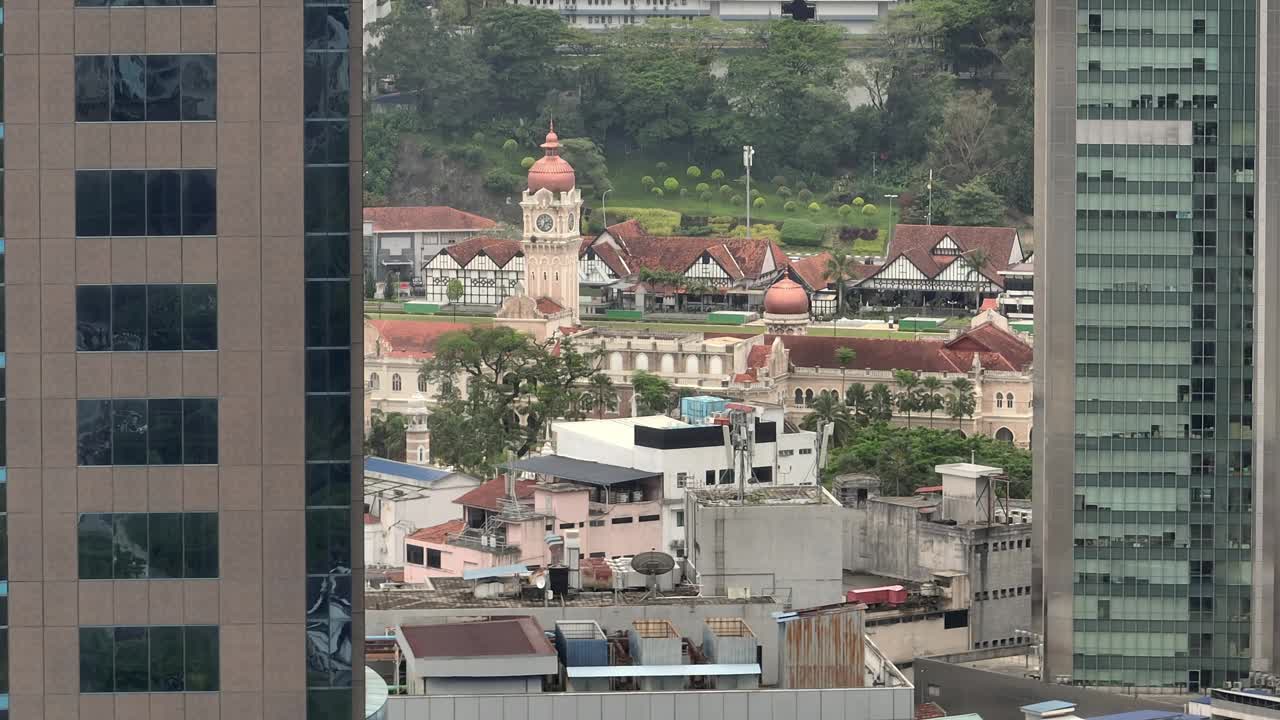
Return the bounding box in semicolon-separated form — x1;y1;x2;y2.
536;214;555;232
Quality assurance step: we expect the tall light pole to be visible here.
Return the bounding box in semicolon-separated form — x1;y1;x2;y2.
601;188;612;229
883;193;899;249
743;145;755;239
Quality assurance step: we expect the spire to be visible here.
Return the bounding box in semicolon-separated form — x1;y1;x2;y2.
541;123;561;155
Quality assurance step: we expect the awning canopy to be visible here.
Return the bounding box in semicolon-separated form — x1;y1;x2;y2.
509;455;660;487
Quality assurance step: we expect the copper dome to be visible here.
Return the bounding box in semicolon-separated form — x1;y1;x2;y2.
527;126;576;194
764;277;810;315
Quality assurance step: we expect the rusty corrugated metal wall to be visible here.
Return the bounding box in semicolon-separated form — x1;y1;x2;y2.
779;607;866;689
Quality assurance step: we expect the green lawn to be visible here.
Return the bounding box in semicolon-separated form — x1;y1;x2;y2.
601;155;893;253
365;310;935;340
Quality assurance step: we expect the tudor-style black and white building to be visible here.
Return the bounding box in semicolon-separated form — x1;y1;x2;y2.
853;224;1029;308
420;236;526;307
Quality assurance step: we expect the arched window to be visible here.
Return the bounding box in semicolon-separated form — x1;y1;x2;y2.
795;388;804;405
635;354;649;371
995;392;1004;408
804;389;815;406
417;446;426;463
995;427;1015;443
369;373;379;389
418;374;428;392
392;374;402;391
685;355;700;375
555;272;560;281
1006;393;1015;409
609;352;625;371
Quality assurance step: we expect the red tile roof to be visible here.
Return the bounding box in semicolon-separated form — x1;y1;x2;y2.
584;221;783;282
400;617;555;659
980;298;998;311
440;235;523;268
453;476;537;512
869;224;1022;288
917;703;948;720
536;297;564;314
603;219;647;246
761;321;1032;374
747;344;771;370
407;519;466;544
368;319;472;359
364;206;497;233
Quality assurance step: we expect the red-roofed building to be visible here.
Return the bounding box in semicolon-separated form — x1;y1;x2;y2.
421;235;525;307
785;252;881;317
364;317;473;435
854;224;1028;310
363;206;499;290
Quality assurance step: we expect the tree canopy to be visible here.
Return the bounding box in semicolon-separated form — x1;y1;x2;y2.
419;326;606;476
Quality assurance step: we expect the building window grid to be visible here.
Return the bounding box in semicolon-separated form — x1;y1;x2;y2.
305;0;354;715
1071;3;1254;689
1;3;8;708
78;625;219;693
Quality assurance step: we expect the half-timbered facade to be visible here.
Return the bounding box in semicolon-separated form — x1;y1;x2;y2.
854;224;1028;308
421;236;526;306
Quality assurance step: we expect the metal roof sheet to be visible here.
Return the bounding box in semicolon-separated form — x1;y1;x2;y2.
462;564;531;581
365;457;454;484
510;454;660;487
565;663;762;678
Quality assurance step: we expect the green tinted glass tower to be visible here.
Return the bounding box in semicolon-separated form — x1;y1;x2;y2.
1035;0;1269;690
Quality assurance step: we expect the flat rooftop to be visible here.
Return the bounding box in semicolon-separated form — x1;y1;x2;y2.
400;617;554;660
552;415;689;447
951;653;1194;709
692;485;832;506
367;577;780;611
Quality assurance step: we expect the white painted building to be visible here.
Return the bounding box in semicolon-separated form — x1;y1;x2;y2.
363;457;483;569
547;409;823;557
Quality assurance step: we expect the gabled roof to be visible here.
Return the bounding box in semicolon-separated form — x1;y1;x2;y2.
365;206;497;233
584;222;784;282
788;253;880;291
729;321;1032;375
869;224;1021;288
407;519;466;544
453;476;537;511
440;235;523;268
400;617;555;660
367;319;472;359
602;219;647;246
536;297;564;315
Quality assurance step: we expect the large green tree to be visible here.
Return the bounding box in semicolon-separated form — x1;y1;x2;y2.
365;409;408;462
632;371;674;416
365;4;493;131
419;326;605;476
473;5;568;116
946;177;1006;226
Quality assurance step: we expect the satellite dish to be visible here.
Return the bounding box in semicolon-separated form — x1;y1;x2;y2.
631;551;676;576
535;575;547;589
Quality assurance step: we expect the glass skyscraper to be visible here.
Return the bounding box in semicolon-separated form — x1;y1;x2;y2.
1034;0;1268;690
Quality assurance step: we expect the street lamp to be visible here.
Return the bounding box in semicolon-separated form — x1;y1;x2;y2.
601;188;612;229
743;145;755;239
883;194;899;249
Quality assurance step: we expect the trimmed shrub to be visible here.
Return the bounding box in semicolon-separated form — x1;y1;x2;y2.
687;166;702;178
730;223;780;242
520;156;536;169
784;201;798;212
753;196;767;208
797;188;814;203
609;207;682;234
483;169;523;194
862;203;879;216
656;161;669;172
771;175;788;187
750;188;763;199
796;180;809;191
700;191;714;202
853;196;866;207
711;169;726;181
663;177;680;191
839;227;880;242
679;187;689;197
838;204;853;217
808;202;822;212
651;187;665;197
780;218;825;246
458;145;486;168
641;175;656;188
720;184;733;195
695;182;711;194
502;138;518;153
471;131;485;144
676;225;713;236
777;186;793;198
730;194;744;206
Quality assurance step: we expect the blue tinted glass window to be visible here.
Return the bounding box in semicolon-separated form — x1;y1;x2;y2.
110;170;147;236
111;284;147;351
182;169;216;235
305;396;351;461
147;284;182;351
147;399;183;465
305;281;350;347
181;285;217;350
146;170;182;236
76;285;112;351
111;56;146;122
77;399;113;466
145;55;181;122
182;398;218;464
111;399;148;465
75;56;111;121
75;171;111;237
304;7;350;50
180;55;217;121
304;166;350;233
303;52;349;119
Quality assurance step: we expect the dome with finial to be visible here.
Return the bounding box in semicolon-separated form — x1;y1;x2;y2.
764;277;809;315
527;123;576;194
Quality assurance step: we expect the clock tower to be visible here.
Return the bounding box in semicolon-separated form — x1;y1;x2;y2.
519;124;582;324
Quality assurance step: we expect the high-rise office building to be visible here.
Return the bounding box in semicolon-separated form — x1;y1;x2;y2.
2;0;364;716
1034;0;1268;690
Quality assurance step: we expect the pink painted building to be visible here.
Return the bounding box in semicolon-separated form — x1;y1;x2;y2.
404;464;666;581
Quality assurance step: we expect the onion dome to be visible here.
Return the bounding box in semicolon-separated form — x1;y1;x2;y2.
764;277;810;315
527;124;576;193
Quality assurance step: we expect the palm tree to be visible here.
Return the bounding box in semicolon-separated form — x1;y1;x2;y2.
962;248;990;311
869;383;894;423
946;377;978;424
920;375;945;427
846;383;871;424
824;250;858;334
802;392;854;448
586;374;618;419
563;390;589;421
835;347;857;397
893;369;922;427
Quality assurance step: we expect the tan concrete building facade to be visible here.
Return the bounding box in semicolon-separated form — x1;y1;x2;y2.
3;0;364;716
